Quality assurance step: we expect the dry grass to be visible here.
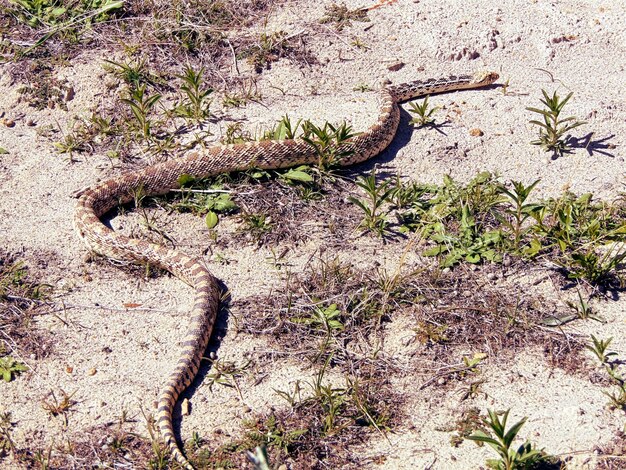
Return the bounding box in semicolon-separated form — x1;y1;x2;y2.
0;251;53;361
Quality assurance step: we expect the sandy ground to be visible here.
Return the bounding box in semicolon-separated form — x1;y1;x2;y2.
2;0;626;468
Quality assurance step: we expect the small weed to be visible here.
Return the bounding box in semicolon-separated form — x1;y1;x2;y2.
586;336;626;412
121;85;162;141
292;303;345;335
586;335;616;365
408;96;439;127
0;355;28;382
527;89;586;158
566;289;602;321
222;122;255;144
206;358;250;400
468;409;551;470
9;0;122;28
173;66;213;124
241;31;292;73
240;212;272;238
497;179;542;252
262;115;304;141
446;407;488;447
319;3;369;31
221;79;261;108
564;245;626;286
301;121;357;172
103;59;156;89
348;169;394;236
41;389;77;426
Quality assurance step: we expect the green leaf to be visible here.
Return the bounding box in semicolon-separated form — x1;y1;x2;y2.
422;246;446;257
0;147;8;154
205;211;219;229
210;194;236;212
177;174;196;187
50;7;66;16
281;169;314;183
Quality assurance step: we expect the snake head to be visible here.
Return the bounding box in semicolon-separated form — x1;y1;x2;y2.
472;71;499;86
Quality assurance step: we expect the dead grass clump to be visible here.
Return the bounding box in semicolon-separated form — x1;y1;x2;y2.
0;251;53;360
7;417;168;469
189;369;401;469
238;255;585;370
596;431;626;469
11;58;74;110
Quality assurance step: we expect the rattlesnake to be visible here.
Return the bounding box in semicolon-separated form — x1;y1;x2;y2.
74;70;498;469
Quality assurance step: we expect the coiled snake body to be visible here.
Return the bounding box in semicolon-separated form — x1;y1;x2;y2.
74;71;498;469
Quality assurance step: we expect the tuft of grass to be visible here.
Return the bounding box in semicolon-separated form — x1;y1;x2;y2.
408;96;439;127
527;89;586;158
319;3;369;31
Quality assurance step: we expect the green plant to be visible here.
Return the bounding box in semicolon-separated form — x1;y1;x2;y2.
121;85;162;141
301;121;358;172
348;170;394;236
292;303;345;334
205;358;250;400
558;289;603;324
497;179;542;251
241;31;292;72
564;245;626;286
408;96;439;127
241;212;272;237
10;0;122;28
0;356;28;382
262;115;303;141
527;90;586;157
585;335;626;411
319;3;369;31
586;335;616;365
103;59;155;88
173;66;213;124
468;409;546;470
423;205;503;267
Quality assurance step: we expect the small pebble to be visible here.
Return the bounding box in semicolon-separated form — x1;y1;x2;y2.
88;368;97;376
387;61;405;72
469;128;484;137
2;118;15;128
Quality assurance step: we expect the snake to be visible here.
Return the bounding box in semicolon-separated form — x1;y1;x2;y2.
74;70;499;469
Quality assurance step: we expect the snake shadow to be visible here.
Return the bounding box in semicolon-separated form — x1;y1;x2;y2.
169;277;232;438
340;106;417;180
